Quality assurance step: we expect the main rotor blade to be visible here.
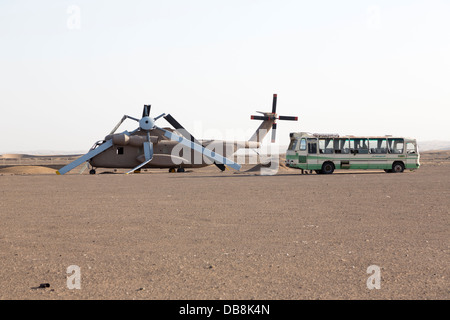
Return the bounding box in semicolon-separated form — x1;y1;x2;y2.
142;105;151;117
56;140;114;175
161;128;241;171
109;115;140;135
143;141;153;162
214;163;226;171
126;157;153;174
278;116;298;121
164;114;225;171
271;94;277;114
144;132;154;161
163;114;199;143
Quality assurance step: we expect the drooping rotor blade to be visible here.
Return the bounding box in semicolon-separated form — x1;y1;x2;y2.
214;163;226;171
56;140;114;175
126;134;154;174
251;115;270;121
164;114;226;171
144;133;154;161
278;116;298;121
126;156;153;174
161;127;241;171
271;94;277;114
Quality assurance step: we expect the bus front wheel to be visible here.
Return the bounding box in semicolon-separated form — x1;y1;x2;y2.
392;162;405;173
321;162;335;174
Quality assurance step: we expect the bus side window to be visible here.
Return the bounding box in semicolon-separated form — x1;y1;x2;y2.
308;142;317;154
337;139;350;154
350;139;368;154
369;139;387;154
358;139;369;154
349;139;357;154
388;139;404;154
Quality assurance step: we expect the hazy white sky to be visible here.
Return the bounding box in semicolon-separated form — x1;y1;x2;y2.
1;0;449;153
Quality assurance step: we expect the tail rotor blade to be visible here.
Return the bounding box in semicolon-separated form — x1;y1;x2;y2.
271;123;277;143
271;94;277;114
278;116;298;121
251;115;270;121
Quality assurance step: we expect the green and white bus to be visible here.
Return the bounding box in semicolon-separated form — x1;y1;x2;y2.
285;132;420;174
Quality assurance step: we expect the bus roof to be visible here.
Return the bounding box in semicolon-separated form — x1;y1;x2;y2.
290;132;416;141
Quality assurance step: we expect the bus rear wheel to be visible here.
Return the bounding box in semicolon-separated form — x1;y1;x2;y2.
392;162;405;173
321;162;335;174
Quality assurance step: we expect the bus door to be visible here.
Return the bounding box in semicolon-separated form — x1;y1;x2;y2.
297;138;307;164
307;138;318;169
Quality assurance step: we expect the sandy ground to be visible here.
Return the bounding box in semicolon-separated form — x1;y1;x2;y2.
0;152;448;300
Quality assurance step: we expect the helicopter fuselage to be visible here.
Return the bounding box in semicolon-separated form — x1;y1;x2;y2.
89;139;211;169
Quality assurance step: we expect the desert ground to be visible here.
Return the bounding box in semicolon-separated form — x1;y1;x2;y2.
0;151;448;300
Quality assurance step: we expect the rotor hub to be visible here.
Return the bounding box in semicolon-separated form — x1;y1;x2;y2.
139;116;155;131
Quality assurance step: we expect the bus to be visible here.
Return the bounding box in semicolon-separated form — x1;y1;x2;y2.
285;132;420;174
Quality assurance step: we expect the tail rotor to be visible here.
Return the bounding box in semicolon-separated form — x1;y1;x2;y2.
250;94;298;143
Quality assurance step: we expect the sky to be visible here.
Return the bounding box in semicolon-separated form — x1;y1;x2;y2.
0;0;449;154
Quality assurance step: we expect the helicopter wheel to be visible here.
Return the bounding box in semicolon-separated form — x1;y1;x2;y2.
177;168;185;173
169;168;176;173
89;169;96;175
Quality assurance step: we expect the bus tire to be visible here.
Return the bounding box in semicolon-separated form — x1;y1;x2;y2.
321;162;335;174
392;161;405;173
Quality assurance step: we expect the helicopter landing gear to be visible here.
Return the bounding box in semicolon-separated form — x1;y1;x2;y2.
89;169;96;175
169;168;176;173
177;168;185;173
